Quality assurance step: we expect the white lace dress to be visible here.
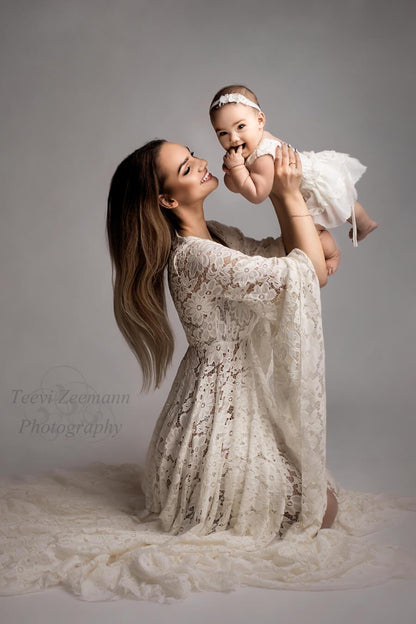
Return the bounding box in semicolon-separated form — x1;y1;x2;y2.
141;219;333;542
245;136;367;247
0;220;415;603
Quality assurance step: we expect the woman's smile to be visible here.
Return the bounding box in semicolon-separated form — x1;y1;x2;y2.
201;169;212;184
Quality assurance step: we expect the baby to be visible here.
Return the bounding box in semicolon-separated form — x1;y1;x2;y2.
209;85;378;275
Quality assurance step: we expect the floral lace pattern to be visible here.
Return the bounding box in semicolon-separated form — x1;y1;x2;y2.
0;221;415;603
141;219;329;545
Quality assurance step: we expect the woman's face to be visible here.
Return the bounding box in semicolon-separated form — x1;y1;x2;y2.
157;142;218;209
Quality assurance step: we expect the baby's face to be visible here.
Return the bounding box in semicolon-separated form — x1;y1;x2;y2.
211;103;265;159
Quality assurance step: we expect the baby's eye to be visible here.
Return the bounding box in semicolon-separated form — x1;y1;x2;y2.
218;131;227;137
237;124;245;130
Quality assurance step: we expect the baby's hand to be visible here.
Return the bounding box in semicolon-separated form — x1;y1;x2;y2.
223;145;245;171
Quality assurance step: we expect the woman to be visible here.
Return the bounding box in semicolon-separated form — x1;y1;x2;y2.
0;142;413;604
106;139;338;544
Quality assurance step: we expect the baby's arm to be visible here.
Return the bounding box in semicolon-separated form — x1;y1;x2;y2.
222;164;241;193
223;147;275;204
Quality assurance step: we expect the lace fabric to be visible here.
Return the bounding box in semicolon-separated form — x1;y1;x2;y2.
142;220;328;544
0;461;415;603
0;220;415;603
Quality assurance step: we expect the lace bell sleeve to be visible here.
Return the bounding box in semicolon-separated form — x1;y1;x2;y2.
177;238;318;324
176;237;327;534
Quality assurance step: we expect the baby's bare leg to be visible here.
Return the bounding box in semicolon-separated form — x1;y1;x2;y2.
347;201;378;242
315;225;341;276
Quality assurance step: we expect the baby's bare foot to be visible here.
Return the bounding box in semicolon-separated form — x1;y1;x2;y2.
326;248;341;276
349;219;379;242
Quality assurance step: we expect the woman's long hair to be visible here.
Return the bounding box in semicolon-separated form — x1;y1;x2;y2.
106;139;228;393
106;139;178;393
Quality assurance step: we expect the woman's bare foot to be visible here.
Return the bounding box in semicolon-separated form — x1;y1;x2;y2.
349;219;379;242
325;246;341;276
321;487;338;529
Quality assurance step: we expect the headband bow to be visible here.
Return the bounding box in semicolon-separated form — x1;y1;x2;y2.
210;93;261;112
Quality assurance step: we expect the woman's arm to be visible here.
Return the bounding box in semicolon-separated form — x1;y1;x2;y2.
270;143;328;287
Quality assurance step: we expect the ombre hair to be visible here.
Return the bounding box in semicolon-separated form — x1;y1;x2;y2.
106;139;176;393
106;139;226;393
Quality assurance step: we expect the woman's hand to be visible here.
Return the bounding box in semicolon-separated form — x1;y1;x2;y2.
270;143;302;200
268;142;328;287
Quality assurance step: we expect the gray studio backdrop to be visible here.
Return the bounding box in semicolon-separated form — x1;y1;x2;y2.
1;0;414;494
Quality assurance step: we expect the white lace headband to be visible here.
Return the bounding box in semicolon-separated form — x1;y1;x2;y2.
210;92;261;112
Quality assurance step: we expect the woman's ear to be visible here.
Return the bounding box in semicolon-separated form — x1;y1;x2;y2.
159;194;179;210
258;111;266;128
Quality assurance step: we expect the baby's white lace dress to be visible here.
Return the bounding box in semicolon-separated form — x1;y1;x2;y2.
0;220;415;603
245;137;366;247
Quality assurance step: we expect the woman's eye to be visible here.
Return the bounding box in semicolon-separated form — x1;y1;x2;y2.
184;166;191;175
190;151;194;157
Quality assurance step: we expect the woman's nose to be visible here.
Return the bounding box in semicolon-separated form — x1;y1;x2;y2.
198;158;207;170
